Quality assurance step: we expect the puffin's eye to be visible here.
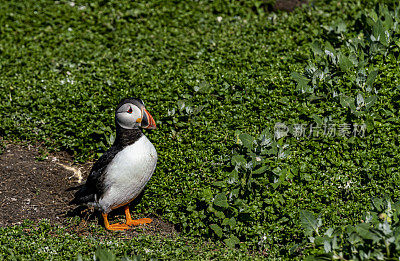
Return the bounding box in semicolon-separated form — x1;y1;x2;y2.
127;107;133;114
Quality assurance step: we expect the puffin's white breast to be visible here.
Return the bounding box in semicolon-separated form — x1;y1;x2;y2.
98;135;157;213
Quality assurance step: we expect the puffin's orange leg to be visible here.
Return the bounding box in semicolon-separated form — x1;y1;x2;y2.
124;205;152;226
102;213;131;231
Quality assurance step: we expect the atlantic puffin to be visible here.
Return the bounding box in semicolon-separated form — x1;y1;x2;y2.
71;98;157;231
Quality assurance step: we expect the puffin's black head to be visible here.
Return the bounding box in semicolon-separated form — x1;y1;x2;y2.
115;98;156;130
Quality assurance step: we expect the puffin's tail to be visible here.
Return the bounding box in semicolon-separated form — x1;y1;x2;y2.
69;185;95;205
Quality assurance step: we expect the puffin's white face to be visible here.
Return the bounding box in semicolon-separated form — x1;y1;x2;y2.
116;103;142;129
115;100;157;130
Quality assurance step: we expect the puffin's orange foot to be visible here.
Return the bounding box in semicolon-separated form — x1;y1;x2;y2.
126;218;152;226
106;223;131;231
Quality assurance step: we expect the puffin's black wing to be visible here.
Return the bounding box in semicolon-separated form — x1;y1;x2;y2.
71;146;122;204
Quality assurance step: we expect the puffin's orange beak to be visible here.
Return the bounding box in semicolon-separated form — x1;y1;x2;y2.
141;108;156;129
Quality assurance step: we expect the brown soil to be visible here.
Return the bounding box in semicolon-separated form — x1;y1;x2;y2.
0;143;176;237
274;0;309;12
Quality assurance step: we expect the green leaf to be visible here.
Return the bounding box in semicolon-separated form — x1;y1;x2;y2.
107;133;115;146
214;193;229;208
348;232;362;245
338;53;353;72
324;228;334;237
314;235;325;245
210;224;223;238
126;256;142;261
177;100;186;111
365;70;378;90
194;81;210;93
310;42;324;56
300;210;320;236
291;72;312;93
323;240;331;253
324;42;337;64
369;9;378;22
227;170;239;184
231;154;246;168
311;114;323;125
305;254;333;261
228;189;239;203
340;95;356;112
272;179;281;189
201;188;213;202
224;235;240;248
365;116;374;131
365;96;377;110
380;221;392;235
222;217;236;229
372;20;388;46
193;105;205;115
372;197;384;211
340;95;352;108
213;181;226;187
355;223;380;241
214;210;225;219
234;199;248;213
94;248;116;261
239;133;254;150
252;165;269;175
356;93;364;108
335;21;347;34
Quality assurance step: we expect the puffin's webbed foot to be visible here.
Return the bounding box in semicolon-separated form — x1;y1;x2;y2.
126;218;152;226
124;205;152;226
102;213;131;231
106;223;131;231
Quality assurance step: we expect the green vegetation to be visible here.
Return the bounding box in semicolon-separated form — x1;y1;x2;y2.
301;198;400;260
0;220;258;260
1;0;400;259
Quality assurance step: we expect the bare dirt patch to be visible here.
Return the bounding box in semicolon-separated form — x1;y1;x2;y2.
0;143;176;237
274;0;308;12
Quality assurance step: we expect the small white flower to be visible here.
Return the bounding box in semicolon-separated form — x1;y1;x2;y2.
217;16;223;22
69;1;75;7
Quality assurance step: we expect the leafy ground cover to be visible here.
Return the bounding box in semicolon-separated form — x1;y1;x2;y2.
1;0;400;259
0;220;260;260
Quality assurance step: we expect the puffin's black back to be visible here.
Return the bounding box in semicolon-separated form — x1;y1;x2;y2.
71;98;145;205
